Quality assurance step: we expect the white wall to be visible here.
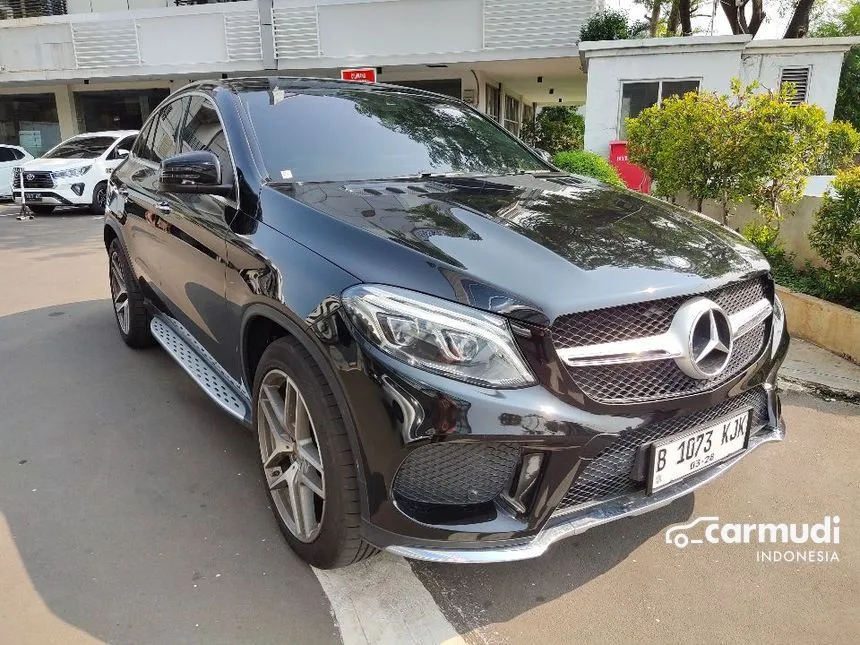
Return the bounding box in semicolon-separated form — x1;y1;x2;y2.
580;36;858;159
740;50;845;119
583;47;743;157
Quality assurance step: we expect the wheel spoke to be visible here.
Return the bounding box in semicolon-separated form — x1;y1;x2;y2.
297;438;323;474
299;462;325;499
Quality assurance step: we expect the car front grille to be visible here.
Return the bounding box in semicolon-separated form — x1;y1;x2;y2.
552;277;771;404
393;442;521;505
21;171;54;189
555;386;770;512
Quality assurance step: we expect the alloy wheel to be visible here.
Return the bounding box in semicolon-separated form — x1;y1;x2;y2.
257;369;326;543
109;250;129;334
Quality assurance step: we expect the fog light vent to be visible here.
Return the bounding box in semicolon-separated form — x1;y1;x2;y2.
71;183;85;196
393;442;520;505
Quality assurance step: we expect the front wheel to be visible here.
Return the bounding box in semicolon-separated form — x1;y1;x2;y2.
253;337;376;569
91;181;108;214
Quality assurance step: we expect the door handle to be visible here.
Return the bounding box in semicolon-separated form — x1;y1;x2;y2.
156;201;171;214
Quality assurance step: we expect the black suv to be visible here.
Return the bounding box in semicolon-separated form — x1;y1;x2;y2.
105;78;788;568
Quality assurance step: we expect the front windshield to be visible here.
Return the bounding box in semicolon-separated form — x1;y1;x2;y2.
242;87;551;182
43;136;116;159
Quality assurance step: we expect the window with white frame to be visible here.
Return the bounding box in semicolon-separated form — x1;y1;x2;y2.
504;95;521;135
618;79;700;139
485;84;501;122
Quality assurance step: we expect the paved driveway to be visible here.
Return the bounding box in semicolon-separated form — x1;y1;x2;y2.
1;204;857;645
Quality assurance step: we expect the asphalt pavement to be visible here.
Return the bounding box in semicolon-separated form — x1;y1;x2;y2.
0;203;858;645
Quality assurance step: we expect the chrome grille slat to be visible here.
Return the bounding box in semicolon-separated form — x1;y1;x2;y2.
556;387;770;512
21;171;54;189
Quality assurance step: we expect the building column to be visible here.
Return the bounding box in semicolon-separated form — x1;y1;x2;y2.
54;85;79;139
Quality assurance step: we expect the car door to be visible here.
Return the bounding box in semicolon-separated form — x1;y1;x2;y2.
114;96;188;305
150;94;237;372
0;146;16;195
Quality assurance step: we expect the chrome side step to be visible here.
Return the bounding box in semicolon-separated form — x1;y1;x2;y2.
150;315;251;424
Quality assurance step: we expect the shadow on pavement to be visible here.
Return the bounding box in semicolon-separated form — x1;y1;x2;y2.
412;473;695;634
0;300;339;645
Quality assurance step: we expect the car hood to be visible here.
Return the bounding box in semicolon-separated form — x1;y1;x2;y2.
263;175;769;326
19;158;98;171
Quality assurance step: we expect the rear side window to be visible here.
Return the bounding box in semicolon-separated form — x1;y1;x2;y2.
141;97;187;164
0;147;14;162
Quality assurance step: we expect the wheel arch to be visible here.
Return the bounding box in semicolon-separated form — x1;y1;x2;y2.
240;303;370;519
103;219;122;250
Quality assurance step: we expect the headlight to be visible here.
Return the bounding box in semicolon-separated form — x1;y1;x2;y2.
341;284;536;388
52;166;91;180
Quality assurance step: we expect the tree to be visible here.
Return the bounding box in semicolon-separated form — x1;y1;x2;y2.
578;9;648;42
626;80;831;225
812;1;860;131
783;0;818;37
627;86;747;222
521;106;584;155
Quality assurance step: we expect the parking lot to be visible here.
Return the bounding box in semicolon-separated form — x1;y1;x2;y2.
1;204;858;645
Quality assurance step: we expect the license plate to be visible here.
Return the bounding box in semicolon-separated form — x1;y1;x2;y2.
648;409;751;493
26;193;43;201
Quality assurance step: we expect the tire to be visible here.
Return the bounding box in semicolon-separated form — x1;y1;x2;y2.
28;205;55;215
253;336;377;569
91;181;108;214
108;238;153;348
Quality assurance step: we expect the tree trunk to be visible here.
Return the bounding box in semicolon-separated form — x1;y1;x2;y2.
719;0;743;35
679;0;693;35
649;0;663;37
748;0;766;35
696;196;704;212
667;1;680;35
784;0;816;38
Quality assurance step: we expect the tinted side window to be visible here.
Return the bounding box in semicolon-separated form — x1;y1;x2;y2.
142;97;187;164
12;149;26;160
178;95;234;188
132;119;154;158
0;148;14;162
111;135;137;159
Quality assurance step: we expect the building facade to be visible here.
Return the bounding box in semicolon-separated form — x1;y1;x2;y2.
0;0;597;156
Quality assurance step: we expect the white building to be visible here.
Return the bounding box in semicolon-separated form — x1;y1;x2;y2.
0;0;598;156
579;35;860;159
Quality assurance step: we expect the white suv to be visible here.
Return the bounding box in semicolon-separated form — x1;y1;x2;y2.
0;144;34;199
13;130;138;214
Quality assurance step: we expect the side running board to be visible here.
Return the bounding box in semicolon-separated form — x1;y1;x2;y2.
150;315;251;425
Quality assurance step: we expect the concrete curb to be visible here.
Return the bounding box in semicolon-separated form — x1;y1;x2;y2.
778;375;860;404
777;286;860;363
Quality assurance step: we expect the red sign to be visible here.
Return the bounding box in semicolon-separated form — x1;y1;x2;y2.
609;141;651;193
340;67;377;83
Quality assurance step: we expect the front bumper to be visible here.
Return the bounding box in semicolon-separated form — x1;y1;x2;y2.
325;295;789;563
13;187;88;207
387;416;784;563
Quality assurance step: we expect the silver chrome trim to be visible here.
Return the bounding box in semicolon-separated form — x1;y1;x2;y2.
557;297;772;368
386;422;784;563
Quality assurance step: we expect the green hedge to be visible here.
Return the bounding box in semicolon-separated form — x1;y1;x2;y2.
552;150;625;187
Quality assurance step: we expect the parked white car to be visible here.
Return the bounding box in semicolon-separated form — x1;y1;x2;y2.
0;144;34;199
13;130;138;214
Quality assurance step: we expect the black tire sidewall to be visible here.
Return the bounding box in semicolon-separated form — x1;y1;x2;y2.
108;238;151;348
253;337;361;568
92;182;107;214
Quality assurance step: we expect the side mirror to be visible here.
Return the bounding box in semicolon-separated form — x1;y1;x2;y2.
159;151;232;196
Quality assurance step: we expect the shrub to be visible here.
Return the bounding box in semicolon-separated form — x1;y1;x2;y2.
627;80;830;225
809;167;860;307
553;150;625;187
522;106;584;155
816;120;860;174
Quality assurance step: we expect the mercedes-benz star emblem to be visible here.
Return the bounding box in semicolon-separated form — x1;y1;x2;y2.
670;298;733;379
25;173;34;181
